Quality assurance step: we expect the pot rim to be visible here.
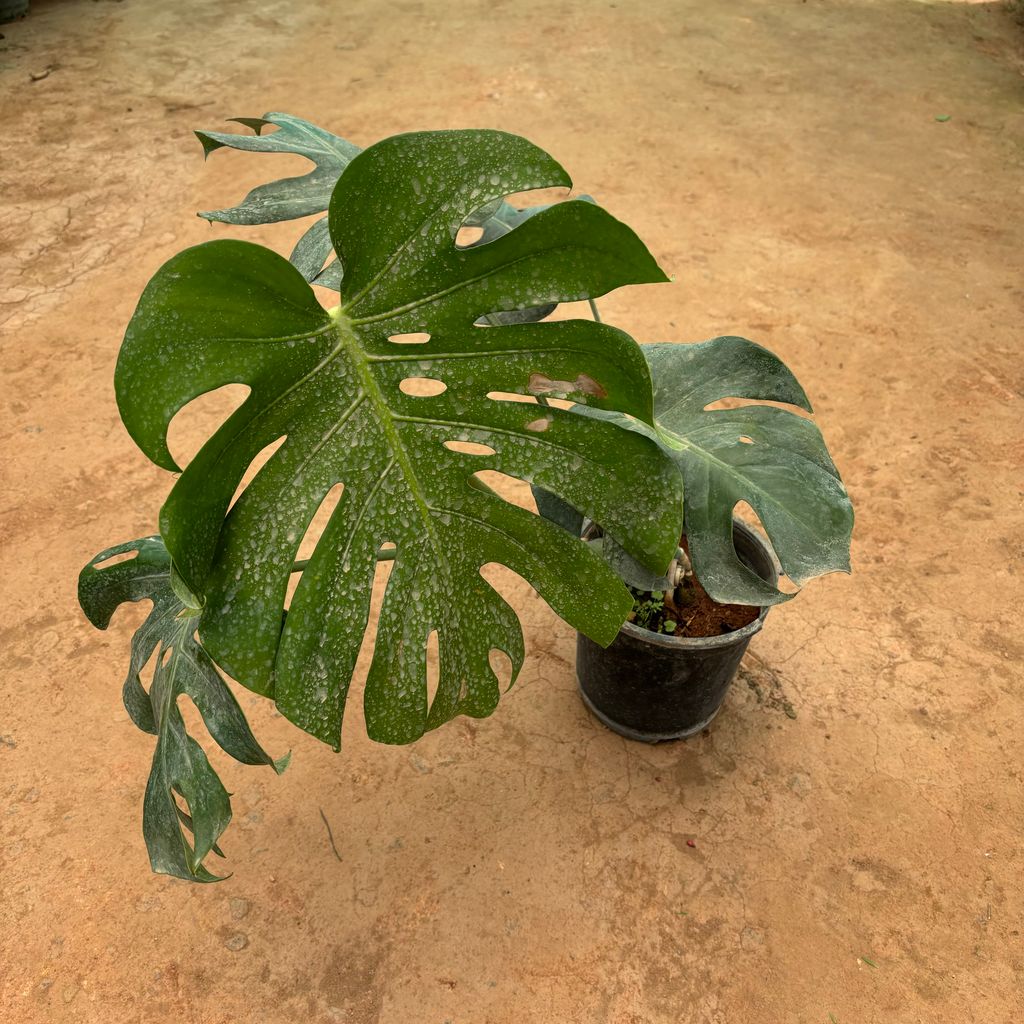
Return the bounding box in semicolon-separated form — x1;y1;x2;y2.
585;518;780;651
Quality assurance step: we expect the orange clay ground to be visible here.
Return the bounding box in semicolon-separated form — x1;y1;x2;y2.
2;1;1022;1021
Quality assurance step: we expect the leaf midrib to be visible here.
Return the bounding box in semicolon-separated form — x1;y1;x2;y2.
154;615;203;875
333;314;452;580
282;117;355;165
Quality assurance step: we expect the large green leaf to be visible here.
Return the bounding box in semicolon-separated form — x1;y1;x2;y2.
569;338;853;604
78;537;287;882
195;112;588;315
116;129;682;750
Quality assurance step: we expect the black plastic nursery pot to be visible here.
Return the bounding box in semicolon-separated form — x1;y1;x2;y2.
577;519;778;742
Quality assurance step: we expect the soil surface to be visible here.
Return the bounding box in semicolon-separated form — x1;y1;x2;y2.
2;2;1023;1023
628;537;763;638
629;578;761;639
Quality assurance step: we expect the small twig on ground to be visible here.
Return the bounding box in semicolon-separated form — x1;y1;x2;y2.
318;807;343;862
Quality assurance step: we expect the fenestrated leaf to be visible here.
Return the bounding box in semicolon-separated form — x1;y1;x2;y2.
573;338;853;605
472;197;595;326
196;112;591;311
646;338;852;603
116;129;682;750
78;537;288;882
196;112;361;225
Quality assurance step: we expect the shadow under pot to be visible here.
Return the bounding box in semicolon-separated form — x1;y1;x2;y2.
577;519;778;743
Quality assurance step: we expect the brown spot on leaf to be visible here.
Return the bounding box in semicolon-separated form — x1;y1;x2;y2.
528;372;607;399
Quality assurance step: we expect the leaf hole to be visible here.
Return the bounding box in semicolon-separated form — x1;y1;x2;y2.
732;500;764;532
443;440;496;456
455;225;484;248
525;417;551;433
399;377;447;397
486;390;539;405
488;649;514;692
731;501;795;594
227;436;287;513
387;332;430;345
425;629;440;712
167;383;251;469
738;435;755;445
474;303;558;327
285;483;346;609
125;644;162;708
479;559;543;639
703;397;746;412
92;549;138;570
351;549;397;732
470;470;535;510
776;575;800;595
296;483;345;563
704;396;811;418
457;187;575;256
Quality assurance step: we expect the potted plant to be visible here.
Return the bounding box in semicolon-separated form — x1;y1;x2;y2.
79;115;852;881
545;335;852;742
188;113;853;739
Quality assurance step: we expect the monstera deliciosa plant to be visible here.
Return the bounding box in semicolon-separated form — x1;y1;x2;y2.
188;112;852;605
80;126;686;881
80;114;852;882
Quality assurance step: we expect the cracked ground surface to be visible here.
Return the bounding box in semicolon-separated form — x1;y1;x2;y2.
1;1;1022;1021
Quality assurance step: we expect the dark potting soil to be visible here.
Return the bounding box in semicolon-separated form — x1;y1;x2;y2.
626;538;761;639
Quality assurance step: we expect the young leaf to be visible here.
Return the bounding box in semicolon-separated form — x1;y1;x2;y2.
644;338;853;604
196;112;361;226
570;338;853;604
78;537;287;882
197;112;360;286
116;129;682;750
